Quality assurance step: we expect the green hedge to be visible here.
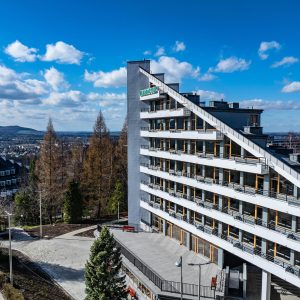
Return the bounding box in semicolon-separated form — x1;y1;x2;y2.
2;283;24;300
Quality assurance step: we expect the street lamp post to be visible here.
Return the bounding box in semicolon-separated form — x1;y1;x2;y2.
188;261;212;300
4;210;13;286
175;256;183;300
39;190;43;239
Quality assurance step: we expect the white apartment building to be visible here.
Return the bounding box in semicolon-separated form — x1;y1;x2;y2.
127;60;300;299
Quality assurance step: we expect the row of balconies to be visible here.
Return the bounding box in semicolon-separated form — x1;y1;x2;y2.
141;144;265;165
141;182;300;245
140;127;224;141
0;169;16;176
140;145;268;175
0;178;19;186
140;199;300;281
141;163;299;205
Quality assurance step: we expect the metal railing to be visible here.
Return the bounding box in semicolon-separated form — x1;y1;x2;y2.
141;181;300;243
114;236;216;297
140;164;300;205
140;145;267;168
139;67;300;186
142;198;300;279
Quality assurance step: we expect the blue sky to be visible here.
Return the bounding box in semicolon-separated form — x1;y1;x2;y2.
0;0;300;132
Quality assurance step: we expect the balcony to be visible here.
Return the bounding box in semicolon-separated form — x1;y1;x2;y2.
140;200;300;287
140;107;189;119
140;146;268;175
140;182;300;251
140;127;224;141
140;164;300;215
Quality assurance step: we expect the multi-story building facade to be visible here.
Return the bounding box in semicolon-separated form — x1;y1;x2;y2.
0;156;28;199
127;60;300;299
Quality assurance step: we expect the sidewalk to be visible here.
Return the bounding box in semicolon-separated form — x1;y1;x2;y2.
0;292;4;300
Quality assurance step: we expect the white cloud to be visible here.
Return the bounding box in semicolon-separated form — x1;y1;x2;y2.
151;56;200;82
195;89;225;100
271;56;299;68
240;98;300;110
213;56;251;73
199;72;217;81
258;41;281;60
4;40;37;62
143;50;151;55
154;46;165;57
44;67;69;91
281;81;300;93
43;90;86;107
0;64;48;101
40;41;84;64
84;67;127;88
87;92;126;102
173;41;186;52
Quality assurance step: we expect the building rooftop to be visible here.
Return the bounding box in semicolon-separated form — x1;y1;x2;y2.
111;228;221;286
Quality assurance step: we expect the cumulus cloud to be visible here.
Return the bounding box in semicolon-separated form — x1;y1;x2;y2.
213;56;251;73
84;67;127;88
4;40;38;62
88;92;126;102
271;56;299;68
40;41;84;64
143;50;151;55
44;67;69;91
195;89;225;100
154;46;165;57
173;41;186;52
199;72;217;81
43;90;86;107
240;98;300;110
258;41;281;60
0;64;48;101
151;56;200;82
281;81;300;93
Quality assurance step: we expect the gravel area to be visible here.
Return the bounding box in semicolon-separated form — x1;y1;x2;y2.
2;226;97;300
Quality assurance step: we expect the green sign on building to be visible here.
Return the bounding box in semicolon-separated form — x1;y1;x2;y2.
139;86;158;97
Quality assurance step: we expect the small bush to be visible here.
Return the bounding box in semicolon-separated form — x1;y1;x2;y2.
2;283;24;300
0;271;6;288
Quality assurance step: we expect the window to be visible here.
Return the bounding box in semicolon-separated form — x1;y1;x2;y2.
5;170;10;175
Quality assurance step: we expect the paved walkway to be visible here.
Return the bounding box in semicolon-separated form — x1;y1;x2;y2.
2;225;97;300
0;292;4;300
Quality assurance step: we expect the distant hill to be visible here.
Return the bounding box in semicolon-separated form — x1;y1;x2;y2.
0;126;43;136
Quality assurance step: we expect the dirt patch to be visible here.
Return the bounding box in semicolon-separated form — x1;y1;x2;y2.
24;224;92;239
74;228;95;238
0;248;72;300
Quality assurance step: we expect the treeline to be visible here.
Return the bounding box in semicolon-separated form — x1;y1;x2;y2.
15;111;127;225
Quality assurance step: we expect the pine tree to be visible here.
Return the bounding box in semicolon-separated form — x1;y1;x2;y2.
85;226;127;300
114;118;128;189
107;180;126;215
63;180;83;224
82;111;114;218
36;118;62;223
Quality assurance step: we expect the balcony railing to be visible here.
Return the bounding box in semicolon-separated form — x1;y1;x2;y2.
140;163;300;206
140;145;268;170
144;201;300;279
141;181;300;244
